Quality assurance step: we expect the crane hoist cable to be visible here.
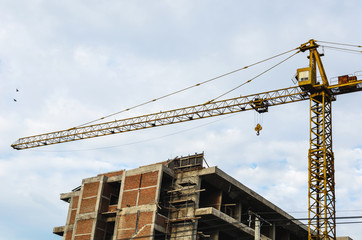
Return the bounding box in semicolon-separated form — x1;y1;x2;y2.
74;47;299;128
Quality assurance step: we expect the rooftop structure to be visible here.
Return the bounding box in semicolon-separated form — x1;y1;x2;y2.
53;153;311;240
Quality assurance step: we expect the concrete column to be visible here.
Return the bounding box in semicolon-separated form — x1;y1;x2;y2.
269;223;276;240
113;171;126;240
255;217;261;240
234;201;242;222
210;230;219;240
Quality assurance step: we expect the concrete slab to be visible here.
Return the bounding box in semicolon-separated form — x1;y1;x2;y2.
195;207;271;240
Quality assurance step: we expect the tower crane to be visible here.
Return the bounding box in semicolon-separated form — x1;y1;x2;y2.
11;39;362;239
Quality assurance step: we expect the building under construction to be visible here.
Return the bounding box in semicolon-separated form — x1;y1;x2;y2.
54;153;317;240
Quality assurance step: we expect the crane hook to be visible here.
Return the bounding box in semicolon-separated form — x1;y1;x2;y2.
255;123;262;136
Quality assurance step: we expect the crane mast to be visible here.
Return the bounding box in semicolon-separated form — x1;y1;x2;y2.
309;91;335;239
299;40;335;239
11;40;362;240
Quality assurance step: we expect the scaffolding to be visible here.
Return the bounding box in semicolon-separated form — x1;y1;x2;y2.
165;154;204;240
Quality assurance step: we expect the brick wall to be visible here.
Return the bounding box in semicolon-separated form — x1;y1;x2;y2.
117;211;153;239
58;166;162;240
62;195;80;240
72;179;101;240
121;171;158;208
116;169;161;240
65;174;123;240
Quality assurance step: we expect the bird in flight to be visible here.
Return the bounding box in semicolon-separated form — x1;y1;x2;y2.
13;89;19;102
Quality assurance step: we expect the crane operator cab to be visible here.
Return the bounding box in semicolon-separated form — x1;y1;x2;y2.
296;67;317;91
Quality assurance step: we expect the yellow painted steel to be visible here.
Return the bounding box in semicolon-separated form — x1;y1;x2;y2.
254;123;262;136
11;86;310;150
308;92;335;239
300;39;335;239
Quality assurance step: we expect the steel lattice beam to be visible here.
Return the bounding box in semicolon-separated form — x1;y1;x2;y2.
308;91;335;239
11;86;309;150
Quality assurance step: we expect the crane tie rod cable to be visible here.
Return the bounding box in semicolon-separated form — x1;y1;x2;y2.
317;40;362;48
320;45;362;54
206;50;301;103
75;47;299;128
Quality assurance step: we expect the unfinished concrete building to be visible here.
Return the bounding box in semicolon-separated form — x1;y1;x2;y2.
53;153;309;240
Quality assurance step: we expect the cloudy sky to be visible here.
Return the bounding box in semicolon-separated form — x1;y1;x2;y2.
1;0;362;239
